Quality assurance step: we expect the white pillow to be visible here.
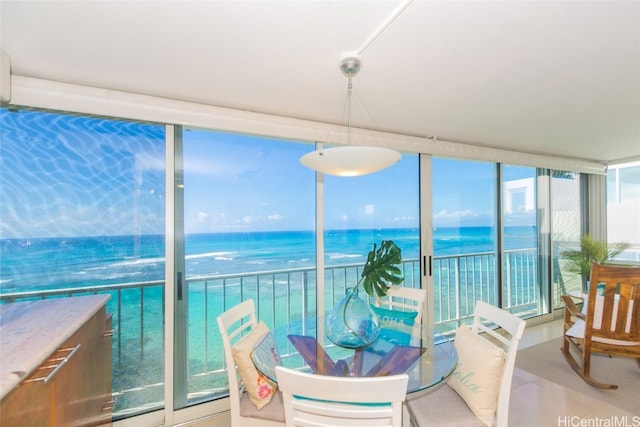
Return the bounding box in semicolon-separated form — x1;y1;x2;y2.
447;325;505;427
231;321;277;409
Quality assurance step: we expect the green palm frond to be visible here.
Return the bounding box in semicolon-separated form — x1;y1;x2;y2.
561;234;631;276
359;240;404;298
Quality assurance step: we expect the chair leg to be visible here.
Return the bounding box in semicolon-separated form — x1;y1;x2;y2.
561;337;618;390
561;337;583;378
562;334;571;354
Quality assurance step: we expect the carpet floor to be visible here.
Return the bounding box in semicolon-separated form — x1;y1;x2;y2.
515;337;640;415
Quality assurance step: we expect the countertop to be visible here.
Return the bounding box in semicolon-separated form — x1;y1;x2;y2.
0;294;110;399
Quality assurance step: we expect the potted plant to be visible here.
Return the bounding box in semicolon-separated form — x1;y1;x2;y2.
325;240;404;348
560;234;630;291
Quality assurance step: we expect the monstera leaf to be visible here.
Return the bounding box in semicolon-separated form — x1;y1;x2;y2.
359;240;404;298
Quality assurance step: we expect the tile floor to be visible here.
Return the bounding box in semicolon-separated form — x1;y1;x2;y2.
509;319;638;427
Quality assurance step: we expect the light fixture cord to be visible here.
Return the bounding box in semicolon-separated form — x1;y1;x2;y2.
347;74;353;146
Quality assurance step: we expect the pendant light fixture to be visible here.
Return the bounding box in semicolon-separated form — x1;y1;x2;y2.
300;0;413;177
300;53;401;177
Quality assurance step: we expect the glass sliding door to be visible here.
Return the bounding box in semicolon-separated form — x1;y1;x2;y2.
2;104;604;424
607;162;640;263
551;171;583;307
0;108;167;419
323;154;420;313
178;129;316;408
502;165;539;316
431;158;497;333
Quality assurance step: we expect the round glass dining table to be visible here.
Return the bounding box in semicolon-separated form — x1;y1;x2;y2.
251;317;457;394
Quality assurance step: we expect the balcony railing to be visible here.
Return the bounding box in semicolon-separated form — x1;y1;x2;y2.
0;248;538;419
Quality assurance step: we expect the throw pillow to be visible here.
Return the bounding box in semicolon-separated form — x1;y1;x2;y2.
447;325;505;427
231;321;277;409
371;305;418;345
370;305;418;327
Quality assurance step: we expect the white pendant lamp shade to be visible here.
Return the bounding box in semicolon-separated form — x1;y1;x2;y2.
300;146;401;177
300;52;402;177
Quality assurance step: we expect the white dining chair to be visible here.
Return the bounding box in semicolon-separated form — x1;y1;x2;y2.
217;299;285;426
375;285;427;324
406;300;525;427
275;365;409;427
374;285;427;344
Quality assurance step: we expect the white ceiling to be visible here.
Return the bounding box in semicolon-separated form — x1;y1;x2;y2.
1;0;639;164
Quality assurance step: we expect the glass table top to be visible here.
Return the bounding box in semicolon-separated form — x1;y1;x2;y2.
252;317;457;394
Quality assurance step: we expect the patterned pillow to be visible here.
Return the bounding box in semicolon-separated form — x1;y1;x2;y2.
447;325;505;427
231;321;277;409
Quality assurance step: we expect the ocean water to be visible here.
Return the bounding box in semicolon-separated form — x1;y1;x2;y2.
0;226;535;294
0;226;537;411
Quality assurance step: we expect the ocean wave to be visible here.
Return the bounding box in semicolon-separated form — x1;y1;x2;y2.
288;258;311;263
108;257;165;268
186;251;236;260
328;253;362;260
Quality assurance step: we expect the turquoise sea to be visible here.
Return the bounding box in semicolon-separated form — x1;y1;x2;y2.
0;226;537;411
0;226;536;294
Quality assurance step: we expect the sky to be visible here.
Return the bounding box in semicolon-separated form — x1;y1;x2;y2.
1;108;537;238
182;128;538;234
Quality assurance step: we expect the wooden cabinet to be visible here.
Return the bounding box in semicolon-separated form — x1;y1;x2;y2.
0;296;112;427
0;371;50;426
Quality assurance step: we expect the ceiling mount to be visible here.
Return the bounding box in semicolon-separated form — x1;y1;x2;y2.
339;52;361;78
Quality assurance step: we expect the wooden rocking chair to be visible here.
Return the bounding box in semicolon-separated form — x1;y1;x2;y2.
560;262;640;389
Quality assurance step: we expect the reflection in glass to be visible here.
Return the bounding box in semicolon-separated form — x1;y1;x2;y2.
323;155;420;321
0;108;166;417
181;129;316;406
432;158;497;332
552;171;582;307
502;165;539;316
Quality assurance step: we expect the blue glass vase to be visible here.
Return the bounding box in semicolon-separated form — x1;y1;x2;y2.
325;287;380;348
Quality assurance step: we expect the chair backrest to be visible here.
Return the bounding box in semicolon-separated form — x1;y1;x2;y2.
586;263;640;346
217;299;259;426
275;365;408;427
471;300;526;427
375;285;427;324
375;286;427;345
